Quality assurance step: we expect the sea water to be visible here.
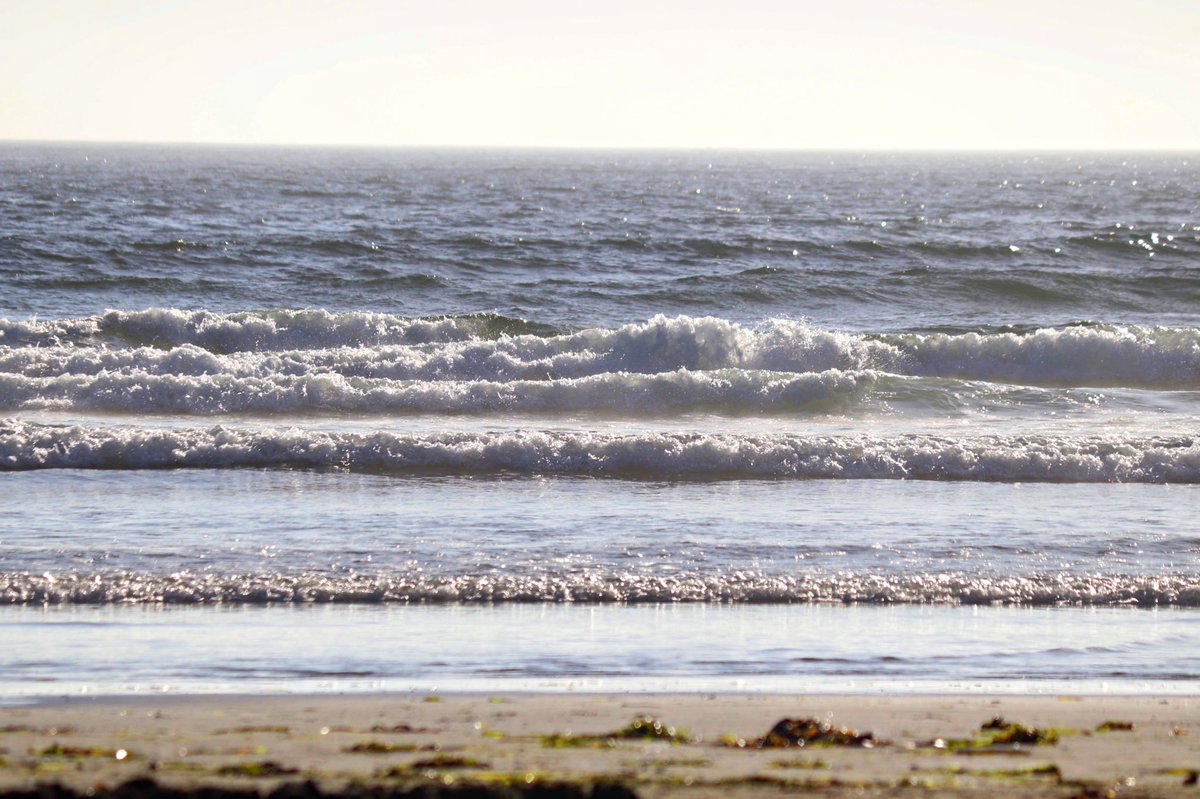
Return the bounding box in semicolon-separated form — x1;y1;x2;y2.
1;144;1198;697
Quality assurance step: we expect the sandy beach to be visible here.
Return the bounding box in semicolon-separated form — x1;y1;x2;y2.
1;693;1198;798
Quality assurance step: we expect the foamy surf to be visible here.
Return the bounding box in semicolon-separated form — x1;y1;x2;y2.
3;569;1199;606
3;312;1198;387
2;420;1196;482
0;368;877;415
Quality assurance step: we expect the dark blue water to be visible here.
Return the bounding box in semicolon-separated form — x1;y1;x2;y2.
3;144;1198;329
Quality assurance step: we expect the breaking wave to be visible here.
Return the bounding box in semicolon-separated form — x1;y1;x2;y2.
2;421;1197;482
0;368;877;415
2;311;1197;389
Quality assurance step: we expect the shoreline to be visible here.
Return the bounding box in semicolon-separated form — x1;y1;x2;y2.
9;687;1200;705
2;693;1198;798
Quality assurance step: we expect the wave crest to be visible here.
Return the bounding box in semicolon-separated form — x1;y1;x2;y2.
2;422;1197;482
0;368;876;415
3;312;1197;388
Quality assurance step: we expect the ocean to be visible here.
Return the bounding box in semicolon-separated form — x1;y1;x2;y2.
1;143;1198;698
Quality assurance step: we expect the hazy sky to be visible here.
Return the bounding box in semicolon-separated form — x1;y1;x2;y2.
3;0;1198;149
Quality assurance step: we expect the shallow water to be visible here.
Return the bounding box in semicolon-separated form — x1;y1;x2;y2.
3;603;1199;699
2;471;1198;604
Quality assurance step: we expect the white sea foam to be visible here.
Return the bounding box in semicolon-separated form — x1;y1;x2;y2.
2;421;1196;481
3;312;1197;388
0;368;876;415
892;325;1200;388
4;569;1200;606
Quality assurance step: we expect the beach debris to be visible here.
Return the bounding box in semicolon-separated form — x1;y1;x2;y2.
981;721;1060;746
638;756;711;770
931;763;1061;780
610;717;687;741
343;742;422;754
974;717;1061;744
40;744;131;760
713;775;796;788
918;718;1061;751
475;723;505;741
368;723;432;734
19;776;639;799
769;757;831;770
1161;768;1200;785
409;754;489;770
542;716;690;748
750;718;879;748
215;760;299;777
2;725;75;735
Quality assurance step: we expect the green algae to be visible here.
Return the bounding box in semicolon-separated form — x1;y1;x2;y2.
988;724;1061;746
33;761;72;774
368;723;429;734
215;760;299;778
2;725;75;735
542;716;689;748
1161;767;1200;785
769;757;831;770
937;763;1062;780
156;762;208;774
610;717;689;741
713;775;791;787
1096;720;1135;732
40;744;130;760
410;754;489;770
344;741;421;754
638;757;711;769
922;718;1066;751
377;767;551;784
540;734;592;749
712;774;847;790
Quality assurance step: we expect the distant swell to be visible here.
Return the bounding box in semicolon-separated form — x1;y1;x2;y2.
4;570;1200;606
3;422;1197;482
0;309;560;351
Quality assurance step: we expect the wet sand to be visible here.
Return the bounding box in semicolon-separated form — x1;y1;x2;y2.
1;693;1198;798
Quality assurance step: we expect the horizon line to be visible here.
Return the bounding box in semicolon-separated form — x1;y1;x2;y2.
2;137;1197;155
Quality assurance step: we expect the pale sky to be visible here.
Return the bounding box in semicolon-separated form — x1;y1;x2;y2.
3;0;1198;149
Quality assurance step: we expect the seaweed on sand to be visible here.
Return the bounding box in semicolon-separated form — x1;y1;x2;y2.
542;717;690;748
749;718;881;749
921;717;1064;751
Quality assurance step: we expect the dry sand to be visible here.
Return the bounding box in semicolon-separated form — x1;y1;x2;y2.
2;693;1199;798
